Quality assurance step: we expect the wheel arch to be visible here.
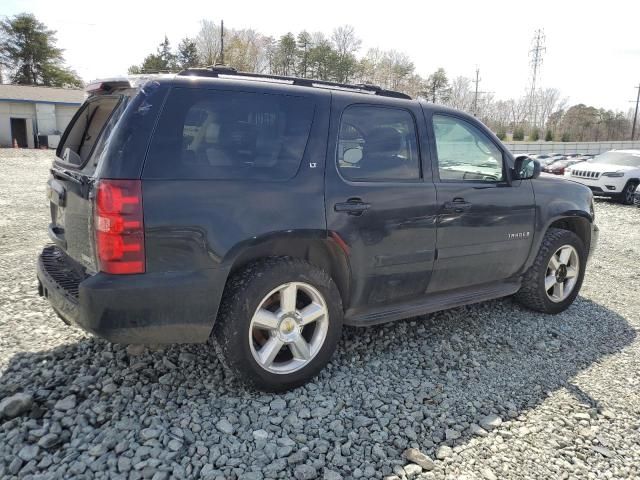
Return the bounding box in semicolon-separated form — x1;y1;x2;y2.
222;230;352;310
547;215;592;252
523;211;593;272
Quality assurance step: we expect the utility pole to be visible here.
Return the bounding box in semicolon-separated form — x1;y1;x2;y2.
473;67;480;116
631;84;640;141
528;29;546;128
220;20;225;65
471;67;491;117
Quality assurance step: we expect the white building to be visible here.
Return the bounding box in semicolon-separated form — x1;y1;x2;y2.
0;84;85;149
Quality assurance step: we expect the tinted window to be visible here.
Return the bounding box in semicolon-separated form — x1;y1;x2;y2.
144;88;315;180
337;106;420;181
433;115;504;182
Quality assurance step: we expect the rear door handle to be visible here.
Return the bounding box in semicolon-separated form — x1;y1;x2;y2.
443;199;472;213
334;199;371;216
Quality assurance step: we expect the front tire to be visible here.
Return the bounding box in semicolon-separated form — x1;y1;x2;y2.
619;181;638;205
212;257;343;392
515;228;586;314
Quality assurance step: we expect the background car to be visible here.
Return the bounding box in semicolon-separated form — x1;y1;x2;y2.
538;154;567;167
565;149;640;204
543;157;587;175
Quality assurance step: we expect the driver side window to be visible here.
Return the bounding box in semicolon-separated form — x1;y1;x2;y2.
433;114;504;182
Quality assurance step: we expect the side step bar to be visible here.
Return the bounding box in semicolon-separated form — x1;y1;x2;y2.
344;280;521;327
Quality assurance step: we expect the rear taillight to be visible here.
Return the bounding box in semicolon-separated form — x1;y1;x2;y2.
94;179;145;274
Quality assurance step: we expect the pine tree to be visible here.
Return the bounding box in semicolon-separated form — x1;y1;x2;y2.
512;127;525;141
0;13;82;87
545;129;553;141
424;68;450;103
177;37;199;69
530;128;540;141
296;31;312;78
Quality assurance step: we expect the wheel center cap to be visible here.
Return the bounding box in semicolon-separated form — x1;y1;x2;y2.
556;264;567;282
277;315;301;341
281;319;296;334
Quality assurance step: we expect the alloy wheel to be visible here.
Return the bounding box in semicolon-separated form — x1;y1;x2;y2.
248;282;329;374
545;245;579;303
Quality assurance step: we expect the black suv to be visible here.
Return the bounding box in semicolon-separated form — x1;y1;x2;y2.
37;68;598;391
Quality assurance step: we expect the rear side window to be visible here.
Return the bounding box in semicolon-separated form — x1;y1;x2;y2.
337;105;420;182
57;96;121;170
144;88;315;180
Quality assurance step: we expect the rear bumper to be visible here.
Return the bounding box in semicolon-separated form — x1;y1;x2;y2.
37;246;225;344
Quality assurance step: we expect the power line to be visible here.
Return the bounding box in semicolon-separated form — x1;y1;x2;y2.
528;29;546;128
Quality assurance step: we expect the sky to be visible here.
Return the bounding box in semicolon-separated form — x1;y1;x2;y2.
2;0;640;112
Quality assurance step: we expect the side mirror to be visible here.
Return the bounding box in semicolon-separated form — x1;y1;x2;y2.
513;155;541;180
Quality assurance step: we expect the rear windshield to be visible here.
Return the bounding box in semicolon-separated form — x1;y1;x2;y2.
591;151;640;167
56;95;122;171
144;87;315;180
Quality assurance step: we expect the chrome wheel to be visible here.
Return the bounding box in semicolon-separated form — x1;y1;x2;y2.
545;245;579;303
249;282;329;374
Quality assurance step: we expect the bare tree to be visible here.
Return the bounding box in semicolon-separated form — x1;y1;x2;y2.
224;29;269;73
331;25;361;83
446;76;474;111
196;20;221;66
536;88;566;128
331;25;361;58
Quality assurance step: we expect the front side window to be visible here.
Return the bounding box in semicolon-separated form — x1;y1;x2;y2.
433;114;504;182
337;106;420;181
145;88;315;180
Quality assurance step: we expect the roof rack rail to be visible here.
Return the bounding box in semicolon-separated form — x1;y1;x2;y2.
177;66;412;100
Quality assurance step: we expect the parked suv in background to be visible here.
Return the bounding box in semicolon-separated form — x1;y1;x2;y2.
37;68;598;391
565;150;640;204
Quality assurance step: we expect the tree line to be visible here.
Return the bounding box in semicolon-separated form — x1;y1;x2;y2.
129;20;636;142
0;13;635;142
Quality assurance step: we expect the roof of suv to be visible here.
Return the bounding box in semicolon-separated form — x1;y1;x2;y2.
87;68;417;106
87;69;486;124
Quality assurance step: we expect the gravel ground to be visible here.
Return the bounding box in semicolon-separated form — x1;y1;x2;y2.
0;148;639;480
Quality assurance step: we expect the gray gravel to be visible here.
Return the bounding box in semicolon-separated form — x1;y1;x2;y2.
1;148;639;479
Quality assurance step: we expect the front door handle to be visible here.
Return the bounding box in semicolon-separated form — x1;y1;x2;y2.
334;199;371;216
443;199;472;213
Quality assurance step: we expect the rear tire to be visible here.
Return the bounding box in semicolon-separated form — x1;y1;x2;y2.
619;181;638;205
515;228;586;314
212;257;343;392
